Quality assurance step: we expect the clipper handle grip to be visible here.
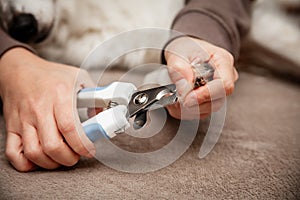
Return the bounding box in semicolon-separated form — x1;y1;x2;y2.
81;105;130;142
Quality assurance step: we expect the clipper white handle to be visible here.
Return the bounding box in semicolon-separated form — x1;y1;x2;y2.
81;105;130;142
77;82;136;108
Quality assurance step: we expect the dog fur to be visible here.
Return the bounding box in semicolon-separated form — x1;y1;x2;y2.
0;0;184;68
0;0;299;73
250;0;300;65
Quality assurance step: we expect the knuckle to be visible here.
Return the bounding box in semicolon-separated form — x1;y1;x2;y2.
5;148;16;162
225;81;235;96
59;120;76;135
5;150;35;172
201;91;211;102
43;142;64;156
221;49;234;63
24;148;41;161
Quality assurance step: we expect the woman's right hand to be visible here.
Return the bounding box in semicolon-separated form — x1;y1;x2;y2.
0;48;95;172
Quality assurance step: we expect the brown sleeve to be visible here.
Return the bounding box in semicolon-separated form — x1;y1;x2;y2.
0;28;35;58
170;0;252;59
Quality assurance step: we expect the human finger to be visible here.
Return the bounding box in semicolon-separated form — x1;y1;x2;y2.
185;98;225;115
166;102;182;120
166;102;205;120
212;53;237;96
184;79;227;107
37;112;81;166
5;131;36;172
53;89;96;158
200;113;210;119
166;54;194;100
22;122;60;169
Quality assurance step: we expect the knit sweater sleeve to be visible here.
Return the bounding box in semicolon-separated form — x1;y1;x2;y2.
0;28;35;58
170;0;252;59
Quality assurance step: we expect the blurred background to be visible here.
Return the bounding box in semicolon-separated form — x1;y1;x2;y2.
239;0;300;81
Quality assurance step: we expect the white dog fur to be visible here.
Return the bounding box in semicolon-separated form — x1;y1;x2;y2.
0;0;299;72
1;0;184;68
251;0;300;65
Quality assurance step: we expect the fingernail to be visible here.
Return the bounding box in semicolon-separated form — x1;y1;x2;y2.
184;91;198;107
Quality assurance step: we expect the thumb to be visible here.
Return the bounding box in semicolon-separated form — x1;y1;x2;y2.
166;54;194;101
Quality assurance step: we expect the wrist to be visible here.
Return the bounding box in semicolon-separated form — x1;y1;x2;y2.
163;36;194;63
164;36;207;63
0;47;38;96
0;47;45;75
0;47;37;65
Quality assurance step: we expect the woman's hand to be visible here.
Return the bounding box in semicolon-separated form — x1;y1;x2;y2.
164;37;238;120
0;48;95;172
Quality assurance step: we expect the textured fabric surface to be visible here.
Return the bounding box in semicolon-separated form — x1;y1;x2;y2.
0;70;299;199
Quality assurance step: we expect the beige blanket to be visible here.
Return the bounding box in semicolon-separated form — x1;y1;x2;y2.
0;69;299;199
